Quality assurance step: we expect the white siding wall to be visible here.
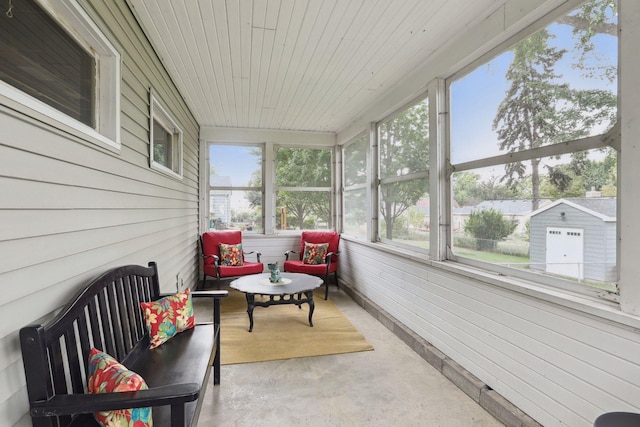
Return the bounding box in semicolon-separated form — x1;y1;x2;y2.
0;1;201;425
242;235;301;270
340;238;640;426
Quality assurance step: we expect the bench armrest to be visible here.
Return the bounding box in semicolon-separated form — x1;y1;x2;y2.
191;290;229;299
191;290;228;326
30;383;200;417
158;290;228;299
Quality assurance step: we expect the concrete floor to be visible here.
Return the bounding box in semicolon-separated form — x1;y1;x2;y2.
197;288;503;427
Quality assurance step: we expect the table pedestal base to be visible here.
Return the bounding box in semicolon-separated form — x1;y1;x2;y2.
245;291;315;332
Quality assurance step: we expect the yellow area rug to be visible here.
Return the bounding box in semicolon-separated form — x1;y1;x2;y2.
217;288;373;365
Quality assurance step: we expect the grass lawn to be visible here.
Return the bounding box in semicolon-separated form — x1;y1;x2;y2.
453;247;530;265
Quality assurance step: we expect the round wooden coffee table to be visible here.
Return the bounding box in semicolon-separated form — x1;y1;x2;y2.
230;272;323;332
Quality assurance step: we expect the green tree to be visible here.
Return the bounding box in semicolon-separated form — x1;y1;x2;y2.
493;24;616;211
378;100;429;239
542;147;617;197
275;148;331;229
453;172;521;206
246;168;262;208
464;208;517;251
453;172;482;206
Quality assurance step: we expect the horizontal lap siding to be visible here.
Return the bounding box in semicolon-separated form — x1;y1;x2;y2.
341;239;640;427
242;235;300;269
0;0;201;424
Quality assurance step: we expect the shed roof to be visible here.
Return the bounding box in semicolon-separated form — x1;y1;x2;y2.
530;197;616;222
473;199;551;215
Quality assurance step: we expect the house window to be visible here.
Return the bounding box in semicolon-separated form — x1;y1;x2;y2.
343;134;369;238
150;92;183;179
275;147;332;231
377;97;430;252
0;0;121;150
448;1;618;293
208;144;263;233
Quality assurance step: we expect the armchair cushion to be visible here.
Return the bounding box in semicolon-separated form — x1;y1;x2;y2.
202;230;244;264
217;262;264;278
298;231;340;260
219;242;244;266
87;348;152;426
302;242;329;265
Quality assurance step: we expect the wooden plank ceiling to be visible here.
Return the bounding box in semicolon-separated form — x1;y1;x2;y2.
127;0;503;133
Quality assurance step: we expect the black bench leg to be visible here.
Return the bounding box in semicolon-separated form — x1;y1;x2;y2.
171;403;186;427
214;340;221;385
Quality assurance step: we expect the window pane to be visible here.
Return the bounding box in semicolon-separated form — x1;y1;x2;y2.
450;2;618;164
344;188;367;238
153;120;172;168
209;190;262;232
377;95;429;250
451;147;617;291
277;191;330;230
379;99;429;180
209;145;263;232
0;0;95;126
344;136;367;187
379;179;429;250
275;147;331;187
210;145;262;187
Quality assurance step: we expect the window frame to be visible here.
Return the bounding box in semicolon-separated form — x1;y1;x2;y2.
0;0;121;151
150;90;183;179
341;132;370;239
443;2;620;300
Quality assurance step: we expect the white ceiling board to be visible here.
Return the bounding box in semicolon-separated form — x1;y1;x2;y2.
127;0;506;133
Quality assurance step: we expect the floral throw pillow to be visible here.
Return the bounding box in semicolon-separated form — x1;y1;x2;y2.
87;348;152;426
302;242;329;265
140;289;195;349
219;243;244;266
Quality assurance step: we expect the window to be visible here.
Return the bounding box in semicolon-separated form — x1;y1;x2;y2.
0;0;121;150
343;134;368;238
275;147;332;231
448;1;618;293
208;144;263;233
377;97;430;251
150;92;183;179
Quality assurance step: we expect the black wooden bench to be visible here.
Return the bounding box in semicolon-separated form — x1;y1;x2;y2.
20;262;227;427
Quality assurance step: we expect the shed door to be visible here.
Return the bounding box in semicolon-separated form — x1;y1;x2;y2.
546;227;584;280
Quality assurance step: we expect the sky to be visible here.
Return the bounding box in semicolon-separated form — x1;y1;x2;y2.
449;9;618;168
209;144;261;187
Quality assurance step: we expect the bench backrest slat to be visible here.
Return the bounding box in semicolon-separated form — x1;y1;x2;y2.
76;308;93;373
20;262;161;427
106;281;125;360
87;298;102;351
64;327;84;394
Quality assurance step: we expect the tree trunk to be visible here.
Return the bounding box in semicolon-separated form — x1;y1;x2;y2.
531;158;541;211
385;201;394;239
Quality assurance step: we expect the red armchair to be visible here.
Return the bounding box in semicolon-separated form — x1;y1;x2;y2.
283;231;340;300
200;230;263;288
